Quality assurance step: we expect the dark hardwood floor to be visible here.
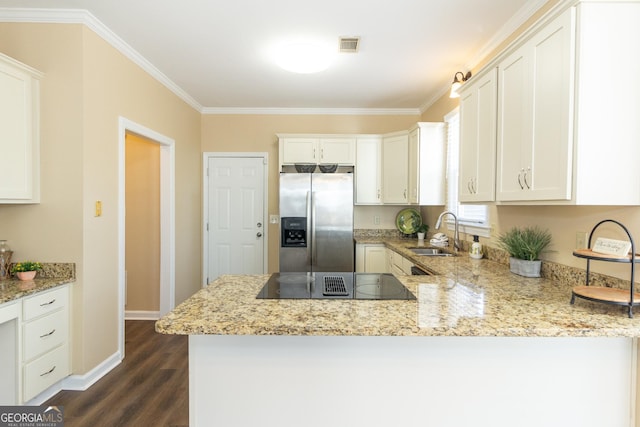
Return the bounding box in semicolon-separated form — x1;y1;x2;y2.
45;320;188;427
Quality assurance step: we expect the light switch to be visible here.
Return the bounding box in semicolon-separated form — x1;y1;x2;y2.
95;201;102;217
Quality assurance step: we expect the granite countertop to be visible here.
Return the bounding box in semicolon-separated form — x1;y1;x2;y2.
0;263;75;305
155;240;640;338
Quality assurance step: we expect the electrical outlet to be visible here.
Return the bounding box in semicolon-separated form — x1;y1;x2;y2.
95;201;102;217
269;215;279;224
576;231;588;249
374;215;380;225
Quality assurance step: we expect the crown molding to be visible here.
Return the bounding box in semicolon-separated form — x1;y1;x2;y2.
202;107;421;116
0;2;554;117
419;0;549;114
0;7;204;112
465;0;549;71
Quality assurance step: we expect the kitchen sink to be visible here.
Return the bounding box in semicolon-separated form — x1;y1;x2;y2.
409;248;455;257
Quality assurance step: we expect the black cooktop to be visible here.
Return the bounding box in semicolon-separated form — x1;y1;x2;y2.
256;272;416;300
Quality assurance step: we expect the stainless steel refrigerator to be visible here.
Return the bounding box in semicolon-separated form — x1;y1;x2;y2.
279;171;354;272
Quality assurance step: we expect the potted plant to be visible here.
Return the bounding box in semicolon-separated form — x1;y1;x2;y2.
416;223;429;240
12;261;42;281
497;226;552;278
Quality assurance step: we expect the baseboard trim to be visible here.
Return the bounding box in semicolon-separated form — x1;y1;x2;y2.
25;382;64;406
61;351;122;391
125;310;160;320
25;351;122;405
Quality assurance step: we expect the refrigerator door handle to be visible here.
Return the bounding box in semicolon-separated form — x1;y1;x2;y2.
311;191;317;266
306;191;312;267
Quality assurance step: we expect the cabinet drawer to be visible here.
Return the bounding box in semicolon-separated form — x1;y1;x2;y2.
23;344;69;402
23;309;68;361
23;286;68;321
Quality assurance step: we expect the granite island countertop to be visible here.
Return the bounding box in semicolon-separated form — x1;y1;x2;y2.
156;240;640;337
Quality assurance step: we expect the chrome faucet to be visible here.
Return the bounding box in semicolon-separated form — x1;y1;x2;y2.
435;211;461;252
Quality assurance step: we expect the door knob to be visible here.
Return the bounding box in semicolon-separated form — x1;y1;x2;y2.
257;232;263;238
257;222;262;228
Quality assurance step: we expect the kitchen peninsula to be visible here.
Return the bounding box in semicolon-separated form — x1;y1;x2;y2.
156;244;640;427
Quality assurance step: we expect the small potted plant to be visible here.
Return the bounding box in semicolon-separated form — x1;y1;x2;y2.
12;261;43;281
497;226;552;278
416;223;429;240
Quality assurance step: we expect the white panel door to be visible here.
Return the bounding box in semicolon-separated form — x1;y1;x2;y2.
207;156;265;283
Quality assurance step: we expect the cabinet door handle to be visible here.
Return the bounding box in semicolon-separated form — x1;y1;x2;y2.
523;168;531;189
471;179;477;194
40;299;56;307
40;329;56;338
377;189;381;200
320;148;324;160
403;189;407;199
40;366;56;377
467;180;473;194
517;171;524;189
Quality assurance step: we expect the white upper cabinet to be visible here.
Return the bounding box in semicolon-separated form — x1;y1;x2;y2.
355;137;382;205
318;138;356;164
494;2;640;205
0;53;42;204
408;122;446;205
571;1;640;205
279;136;356;168
280;137;317;164
458;68;497;203
496;8;574;202
381;132;409;204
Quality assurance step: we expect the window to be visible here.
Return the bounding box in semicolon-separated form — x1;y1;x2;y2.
444;108;490;237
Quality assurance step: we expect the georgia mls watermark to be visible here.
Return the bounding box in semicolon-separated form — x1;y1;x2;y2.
0;406;63;427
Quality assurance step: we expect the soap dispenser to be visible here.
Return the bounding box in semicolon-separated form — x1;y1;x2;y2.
469;235;483;259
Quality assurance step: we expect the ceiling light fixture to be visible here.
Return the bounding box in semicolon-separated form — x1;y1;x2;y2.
449;71;472;98
273;42;334;74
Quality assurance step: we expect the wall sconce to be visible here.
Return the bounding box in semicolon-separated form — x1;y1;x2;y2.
449;71;472;98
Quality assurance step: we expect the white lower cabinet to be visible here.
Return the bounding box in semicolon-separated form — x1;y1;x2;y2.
23;344;69;402
390;250;413;275
0;301;20;405
355;244;387;273
21;285;70;402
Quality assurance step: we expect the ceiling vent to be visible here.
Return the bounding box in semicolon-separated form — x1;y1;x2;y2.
339;37;360;53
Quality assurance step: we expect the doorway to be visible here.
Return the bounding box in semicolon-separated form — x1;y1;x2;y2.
202;153;268;285
118;117;175;359
125;133;160;319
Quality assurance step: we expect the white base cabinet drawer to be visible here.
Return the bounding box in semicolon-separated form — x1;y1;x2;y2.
23;308;68;361
23;344;69;402
23;286;68;321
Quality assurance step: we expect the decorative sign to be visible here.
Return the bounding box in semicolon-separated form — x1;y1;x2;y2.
592;237;632;257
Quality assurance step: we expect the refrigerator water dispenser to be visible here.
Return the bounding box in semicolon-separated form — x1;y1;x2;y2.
281;217;307;247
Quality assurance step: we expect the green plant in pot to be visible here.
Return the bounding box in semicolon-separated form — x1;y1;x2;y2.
416;223;429;240
497;226;552;277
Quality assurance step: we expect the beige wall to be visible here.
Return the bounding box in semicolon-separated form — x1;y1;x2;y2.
125;133;160;312
0;23;202;374
201;114;419;272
